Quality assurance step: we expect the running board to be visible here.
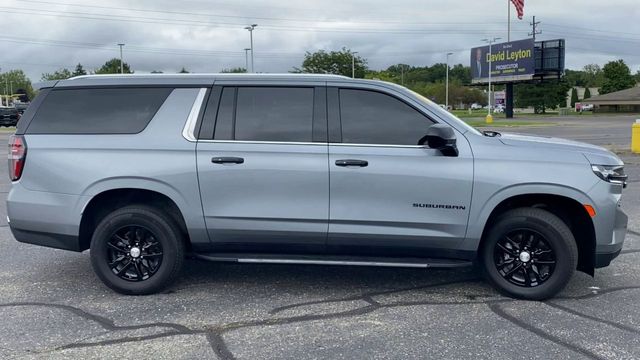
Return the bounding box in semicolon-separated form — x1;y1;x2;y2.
193;253;473;269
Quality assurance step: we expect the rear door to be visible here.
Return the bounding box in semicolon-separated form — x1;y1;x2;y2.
326;84;474;257
196;84;329;253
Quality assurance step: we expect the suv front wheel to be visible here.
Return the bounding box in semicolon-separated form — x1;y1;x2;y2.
90;205;185;295
481;207;578;300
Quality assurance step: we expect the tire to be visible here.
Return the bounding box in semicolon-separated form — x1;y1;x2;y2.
90;205;185;295
481;207;577;300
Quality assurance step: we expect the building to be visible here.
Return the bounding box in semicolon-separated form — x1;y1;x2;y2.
588;86;640;113
566;87;599;108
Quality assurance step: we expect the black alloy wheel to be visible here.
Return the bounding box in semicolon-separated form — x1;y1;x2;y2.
494;229;556;287
107;226;164;282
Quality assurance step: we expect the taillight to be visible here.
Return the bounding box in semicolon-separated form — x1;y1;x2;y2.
8;135;27;181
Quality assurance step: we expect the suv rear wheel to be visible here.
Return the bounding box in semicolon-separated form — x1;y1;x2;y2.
481;207;578;300
90;205;185;295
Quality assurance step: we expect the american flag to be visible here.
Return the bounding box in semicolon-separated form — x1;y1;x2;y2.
510;0;524;20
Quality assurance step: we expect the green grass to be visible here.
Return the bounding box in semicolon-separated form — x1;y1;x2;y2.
465;120;553;128
0;127;16;132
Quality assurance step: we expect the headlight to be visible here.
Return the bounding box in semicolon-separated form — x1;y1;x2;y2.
591;165;627;187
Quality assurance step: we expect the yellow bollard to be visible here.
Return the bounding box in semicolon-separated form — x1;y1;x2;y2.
632;119;640;154
486;114;493;124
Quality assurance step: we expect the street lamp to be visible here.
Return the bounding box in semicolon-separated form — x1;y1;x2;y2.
445;52;453;110
117;43;125;74
481;37;501;119
244;24;258;73
352;51;359;78
244;48;251;73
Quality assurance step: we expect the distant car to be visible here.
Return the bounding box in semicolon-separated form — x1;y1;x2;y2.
0;106;20;127
494;105;505;114
14;102;30;115
581;104;594;112
470;103;483;110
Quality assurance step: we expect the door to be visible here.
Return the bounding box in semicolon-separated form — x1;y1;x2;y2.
327;87;474;257
196;86;329;254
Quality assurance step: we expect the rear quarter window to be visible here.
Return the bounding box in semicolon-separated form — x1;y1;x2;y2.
26;88;172;134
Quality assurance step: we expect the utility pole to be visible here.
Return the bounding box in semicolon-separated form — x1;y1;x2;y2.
244;48;251;72
117;43;125;74
507;0;511;42
446;52;453;110
482;37;501;121
529;16;541;41
352;51;358;78
244;24;258;73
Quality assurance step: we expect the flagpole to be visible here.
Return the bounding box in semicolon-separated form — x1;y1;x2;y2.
507;0;511;41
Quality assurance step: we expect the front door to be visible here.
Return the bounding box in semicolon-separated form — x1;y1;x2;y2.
327;87;474;257
196;86;329;254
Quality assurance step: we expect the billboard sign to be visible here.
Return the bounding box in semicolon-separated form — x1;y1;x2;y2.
471;38;535;84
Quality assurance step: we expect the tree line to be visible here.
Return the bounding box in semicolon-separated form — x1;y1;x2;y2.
4;49;639;112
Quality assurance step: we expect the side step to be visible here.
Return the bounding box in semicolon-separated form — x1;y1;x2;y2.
193;253;473;269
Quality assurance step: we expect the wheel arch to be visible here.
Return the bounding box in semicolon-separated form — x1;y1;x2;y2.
78;187;193;252
471;186;597;275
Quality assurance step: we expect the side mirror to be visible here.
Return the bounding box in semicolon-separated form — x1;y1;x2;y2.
418;124;459;157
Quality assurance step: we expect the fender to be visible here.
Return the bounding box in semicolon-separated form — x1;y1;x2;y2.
77;176;209;246
462;182;595;251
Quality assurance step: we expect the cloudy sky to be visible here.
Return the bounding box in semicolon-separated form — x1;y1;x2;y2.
1;0;639;81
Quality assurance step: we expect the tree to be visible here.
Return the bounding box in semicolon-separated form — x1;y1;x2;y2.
634;70;640;84
600;59;635;94
178;67;189;73
583;64;604;87
72;63;87;77
583;87;591;100
295;48;367;78
0;70;35;100
220;67;247;73
95;58;133;74
570;87;579;107
515;81;571;114
41;68;72;81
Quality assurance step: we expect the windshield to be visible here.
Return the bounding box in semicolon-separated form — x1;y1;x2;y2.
407;89;483;136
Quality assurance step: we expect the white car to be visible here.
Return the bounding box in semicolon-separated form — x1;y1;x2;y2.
470;103;483;110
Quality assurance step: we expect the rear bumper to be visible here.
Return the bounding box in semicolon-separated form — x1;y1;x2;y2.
10;226;82;252
7;183;87;251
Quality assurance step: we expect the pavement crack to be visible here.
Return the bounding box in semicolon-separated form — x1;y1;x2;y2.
488;302;606;360
206;332;236;360
545;301;640;335
269;277;480;315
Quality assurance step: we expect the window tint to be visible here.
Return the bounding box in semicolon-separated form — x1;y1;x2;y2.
339;89;434;145
234;87;314;142
212;87;236;140
27;88;172;134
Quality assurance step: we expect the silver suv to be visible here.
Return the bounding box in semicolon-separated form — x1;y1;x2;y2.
7;74;628;300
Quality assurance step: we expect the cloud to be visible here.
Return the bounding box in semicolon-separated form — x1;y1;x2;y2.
1;0;639;81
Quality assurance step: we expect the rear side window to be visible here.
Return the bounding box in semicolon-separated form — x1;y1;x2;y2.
233;87;314;142
27;88;172;134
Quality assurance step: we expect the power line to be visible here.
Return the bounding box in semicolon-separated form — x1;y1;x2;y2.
0;6;529;35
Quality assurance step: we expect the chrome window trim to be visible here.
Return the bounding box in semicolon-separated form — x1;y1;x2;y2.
195;139;424;149
197;139;320;146
181;88;208;142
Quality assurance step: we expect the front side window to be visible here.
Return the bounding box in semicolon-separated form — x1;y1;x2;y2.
339;89;434;145
233;87;314;142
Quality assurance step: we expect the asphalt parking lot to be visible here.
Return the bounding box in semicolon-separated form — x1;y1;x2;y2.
1;115;639;359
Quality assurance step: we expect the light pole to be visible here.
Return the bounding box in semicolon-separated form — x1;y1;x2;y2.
244;24;258;73
445;52;453;110
117;43;125;74
351;51;358;78
244;48;251;73
481;37;501;120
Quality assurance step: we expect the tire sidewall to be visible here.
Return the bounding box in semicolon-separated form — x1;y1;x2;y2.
482;211;575;300
90;208;182;295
